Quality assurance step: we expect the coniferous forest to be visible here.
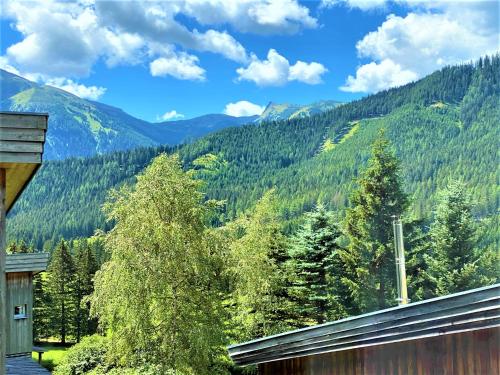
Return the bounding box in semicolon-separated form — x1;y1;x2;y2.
6;56;500;374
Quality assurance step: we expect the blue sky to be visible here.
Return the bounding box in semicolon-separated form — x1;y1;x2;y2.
1;1;498;121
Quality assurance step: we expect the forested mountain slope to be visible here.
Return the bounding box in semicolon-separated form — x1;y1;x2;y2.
256;100;342;122
0;69;255;159
7;56;499;249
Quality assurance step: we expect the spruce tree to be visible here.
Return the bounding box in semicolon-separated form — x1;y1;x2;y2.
46;240;77;343
426;181;497;295
33;273;51;341
342;130;408;313
74;239;99;342
290;204;344;325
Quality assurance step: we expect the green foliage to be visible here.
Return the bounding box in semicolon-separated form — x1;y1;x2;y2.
74;239;99;342
33;273;51;341
341;131;409;313
91;154;228;375
7;57;499;249
52;335;108;375
289;204;345;324
426;181;499;295
47;240;77;343
228;190;296;340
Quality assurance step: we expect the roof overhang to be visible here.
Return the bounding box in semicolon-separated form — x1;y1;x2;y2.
0;111;48;213
228;284;500;366
6;252;49;273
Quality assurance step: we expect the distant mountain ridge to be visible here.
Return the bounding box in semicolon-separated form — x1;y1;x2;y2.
0;69;256;160
256;100;342;123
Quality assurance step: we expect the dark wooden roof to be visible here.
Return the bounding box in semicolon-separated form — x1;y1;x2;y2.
0;111;48;213
6;253;49;273
228;284;500;366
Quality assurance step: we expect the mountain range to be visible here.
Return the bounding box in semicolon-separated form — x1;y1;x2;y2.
0;69;340;160
5;55;500;249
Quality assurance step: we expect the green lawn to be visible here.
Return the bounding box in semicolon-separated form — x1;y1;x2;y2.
32;343;69;371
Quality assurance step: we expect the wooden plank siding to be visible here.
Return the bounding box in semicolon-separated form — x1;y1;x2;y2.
0;112;47;213
6;254;49;273
5;273;33;356
259;328;500;375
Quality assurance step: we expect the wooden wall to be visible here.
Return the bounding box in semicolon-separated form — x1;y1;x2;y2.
259;328;500;375
5;272;33;356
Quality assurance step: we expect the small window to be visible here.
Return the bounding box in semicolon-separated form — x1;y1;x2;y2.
14;304;27;319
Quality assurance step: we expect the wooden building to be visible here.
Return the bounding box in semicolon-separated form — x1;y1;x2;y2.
5;253;48;356
0;112;48;374
229;284;500;375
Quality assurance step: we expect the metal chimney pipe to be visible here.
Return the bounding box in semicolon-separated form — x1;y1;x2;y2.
392;216;409;305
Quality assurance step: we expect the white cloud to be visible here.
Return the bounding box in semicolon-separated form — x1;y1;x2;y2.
320;0;386;10
237;49;290;86
45;77;107;100
1;0;249;82
4;2;101;77
156;110;185;121
236;49;328;86
0;56;21;76
1;0;321;87
224;101;265;117
341;59;417;92
193;30;248;63
182;0;317;34
342;7;500;93
289;61;328;84
150;54;206;81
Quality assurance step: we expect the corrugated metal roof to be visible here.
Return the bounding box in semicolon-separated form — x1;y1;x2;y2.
228;284;500;366
6;253;49;273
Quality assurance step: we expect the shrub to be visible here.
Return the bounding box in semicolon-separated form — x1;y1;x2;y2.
53;335;109;375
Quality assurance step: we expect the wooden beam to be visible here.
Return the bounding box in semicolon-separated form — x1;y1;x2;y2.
0;141;43;154
0;168;6;375
0;128;45;142
0;113;47;130
0;153;41;164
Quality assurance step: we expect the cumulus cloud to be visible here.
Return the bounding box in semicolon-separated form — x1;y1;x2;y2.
224;101;265;117
156;110;185;122
45;77;107;100
150;54;206;81
0;0;252;83
182;0;317;34
95;1;249;64
342;6;500;93
1;0;321;90
320;0;386;11
340;1;499;92
236;49;328;87
341;59;417;93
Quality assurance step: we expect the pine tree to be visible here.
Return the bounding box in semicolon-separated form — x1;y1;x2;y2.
46;240;77;343
290;204;344;325
73;239;99;342
426;181;497;295
342;130;409;313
